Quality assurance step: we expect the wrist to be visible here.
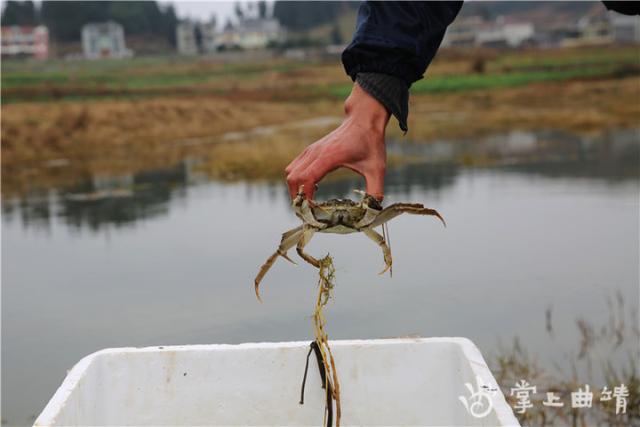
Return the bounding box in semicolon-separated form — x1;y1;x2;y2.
344;83;390;135
356;73;409;134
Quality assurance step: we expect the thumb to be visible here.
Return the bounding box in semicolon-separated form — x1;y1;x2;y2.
364;169;385;201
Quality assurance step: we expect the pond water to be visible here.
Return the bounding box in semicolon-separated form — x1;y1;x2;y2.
2;129;639;426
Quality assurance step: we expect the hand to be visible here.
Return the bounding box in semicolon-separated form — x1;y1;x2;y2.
285;83;391;200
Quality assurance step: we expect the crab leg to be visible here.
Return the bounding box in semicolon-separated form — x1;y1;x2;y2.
254;225;304;301
363;228;393;276
369;203;446;228
296;225;321;268
353;190;383;229
297;199;326;229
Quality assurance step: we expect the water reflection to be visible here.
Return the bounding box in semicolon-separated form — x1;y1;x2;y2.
316;163;458;201
2;129;638;232
2;164;190;233
2;129;638;426
391;128;639;180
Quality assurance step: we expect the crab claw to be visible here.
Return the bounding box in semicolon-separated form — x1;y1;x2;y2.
254;285;262;302
278;250;297;265
378;266;390;275
255;251;280;302
431;210;447;227
378;259;392;276
254;277;264;303
254;226;305;302
377;246;393;276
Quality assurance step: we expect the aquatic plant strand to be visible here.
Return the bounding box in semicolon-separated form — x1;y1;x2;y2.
313;255;341;427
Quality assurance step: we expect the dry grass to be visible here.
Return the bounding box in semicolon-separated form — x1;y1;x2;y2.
402;77;640;141
491;293;639;427
199;134;309;181
0;97;336;196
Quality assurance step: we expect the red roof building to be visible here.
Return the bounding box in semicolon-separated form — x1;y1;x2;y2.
1;25;49;59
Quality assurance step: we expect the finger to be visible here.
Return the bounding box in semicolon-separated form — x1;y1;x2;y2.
286;173;299;199
285;131;333;174
286;167;318;200
299;157;338;200
286;149;324;199
292;147;319;176
286;157;318;199
286;173;308;200
285;147;311;175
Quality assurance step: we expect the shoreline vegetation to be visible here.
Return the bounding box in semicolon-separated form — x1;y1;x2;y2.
492;292;639;427
2;46;639;197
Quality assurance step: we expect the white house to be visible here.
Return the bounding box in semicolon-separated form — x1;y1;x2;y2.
442;16;534;48
215;18;284;50
81;21;132;59
199;21;217;53
476;18;535;48
176;21;198;55
610;13;640;43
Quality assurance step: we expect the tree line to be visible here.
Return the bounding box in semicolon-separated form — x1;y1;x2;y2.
1;1;177;45
1;0;364;47
272;1;359;31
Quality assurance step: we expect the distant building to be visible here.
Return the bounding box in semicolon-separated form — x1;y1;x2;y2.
176;21;198;55
565;9;614;46
1;25;48;59
176;17;284;54
176;20;217;54
562;9;640;47
215;18;284;50
477;19;535;48
442;16;534;48
441;16;483;47
532;24;581;48
610;14;640;43
442;10;640;49
199;21;217;53
81;21;132;59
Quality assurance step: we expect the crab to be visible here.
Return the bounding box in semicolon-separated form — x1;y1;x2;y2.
254;186;446;301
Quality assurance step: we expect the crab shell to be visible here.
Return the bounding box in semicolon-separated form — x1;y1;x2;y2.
292;191;383;233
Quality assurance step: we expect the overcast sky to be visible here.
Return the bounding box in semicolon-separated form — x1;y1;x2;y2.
171;1;271;24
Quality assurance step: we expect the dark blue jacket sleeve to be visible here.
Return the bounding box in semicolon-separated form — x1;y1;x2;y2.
342;1;463;87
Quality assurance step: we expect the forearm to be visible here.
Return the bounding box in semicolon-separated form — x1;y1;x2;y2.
356;73;409;133
342;1;463;132
344;83;391;134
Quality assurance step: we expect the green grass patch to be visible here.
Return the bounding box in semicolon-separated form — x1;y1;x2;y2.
328;64;639;98
491;47;640;71
2;46;637;103
1;57;310;91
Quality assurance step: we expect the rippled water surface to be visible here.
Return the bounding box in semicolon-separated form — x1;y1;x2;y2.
2;129;639;425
